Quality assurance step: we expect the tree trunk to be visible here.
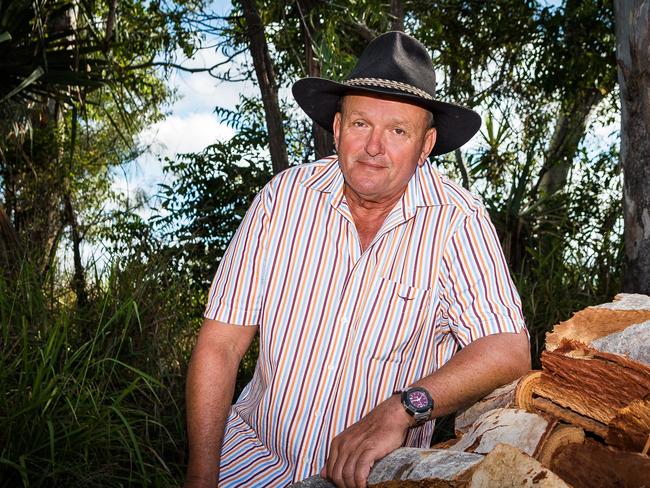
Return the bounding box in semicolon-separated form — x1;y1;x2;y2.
63;190;87;307
297;0;334;159
536;90;603;197
390;0;404;32
0;205;21;277
104;0;117;49
615;0;650;294
240;0;289;174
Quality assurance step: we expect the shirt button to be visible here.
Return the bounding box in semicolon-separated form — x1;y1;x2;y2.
340;316;349;324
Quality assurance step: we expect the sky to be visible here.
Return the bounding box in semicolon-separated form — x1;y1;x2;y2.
113;0;247;203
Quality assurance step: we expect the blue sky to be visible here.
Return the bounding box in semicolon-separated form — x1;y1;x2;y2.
114;0;247;201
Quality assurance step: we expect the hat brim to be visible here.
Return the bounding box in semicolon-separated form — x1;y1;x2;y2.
292;78;481;156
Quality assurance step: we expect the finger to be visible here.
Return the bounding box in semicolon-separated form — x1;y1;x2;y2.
353;451;375;488
330;453;347;488
326;439;343;486
341;445;366;488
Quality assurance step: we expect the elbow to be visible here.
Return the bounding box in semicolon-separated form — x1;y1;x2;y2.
509;330;532;378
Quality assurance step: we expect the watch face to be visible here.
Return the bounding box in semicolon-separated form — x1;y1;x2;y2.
408;390;430;411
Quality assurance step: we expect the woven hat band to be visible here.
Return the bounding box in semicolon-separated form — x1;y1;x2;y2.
345;77;434;101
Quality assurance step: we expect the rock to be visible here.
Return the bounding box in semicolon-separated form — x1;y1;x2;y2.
367;448;483;487
455;379;518;435
449;408;556;457
468;443;571;487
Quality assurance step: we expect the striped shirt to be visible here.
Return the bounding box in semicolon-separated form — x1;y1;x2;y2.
205;156;526;487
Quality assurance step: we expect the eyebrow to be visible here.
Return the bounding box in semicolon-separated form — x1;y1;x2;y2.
346;110;417;129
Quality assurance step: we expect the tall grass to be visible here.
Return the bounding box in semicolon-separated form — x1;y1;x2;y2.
0;259;197;487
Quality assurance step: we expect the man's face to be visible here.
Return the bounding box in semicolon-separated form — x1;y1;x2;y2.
333;94;436;205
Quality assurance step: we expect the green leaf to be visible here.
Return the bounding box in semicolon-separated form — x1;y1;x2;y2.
0;66;45;104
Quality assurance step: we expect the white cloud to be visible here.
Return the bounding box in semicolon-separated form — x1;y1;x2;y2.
114;112;235;198
140;112;234;157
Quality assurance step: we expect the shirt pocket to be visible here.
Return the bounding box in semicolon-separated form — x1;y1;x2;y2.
355;275;431;362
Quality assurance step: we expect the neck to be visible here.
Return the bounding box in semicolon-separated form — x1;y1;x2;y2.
344;184;405;251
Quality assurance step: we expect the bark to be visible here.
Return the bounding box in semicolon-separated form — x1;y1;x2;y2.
240;0;289;174
516;340;650;451
468;443;570;488
63;190;87;307
449;408;556;458
545;305;650;351
390;0;404;32
549;439;650;487
542;340;650;426
366;448;483;486
455;380;518;435
367;444;570;488
297;0;334;159
606;396;650;451
591;320;650;365
536;424;585;468
614;0;650;294
543;293;650;364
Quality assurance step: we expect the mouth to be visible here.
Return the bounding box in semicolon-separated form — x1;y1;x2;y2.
357;159;387;169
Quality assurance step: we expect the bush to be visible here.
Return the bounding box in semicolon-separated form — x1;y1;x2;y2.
0;258;197;487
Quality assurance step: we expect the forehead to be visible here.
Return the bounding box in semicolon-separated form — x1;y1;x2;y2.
340;94;430;125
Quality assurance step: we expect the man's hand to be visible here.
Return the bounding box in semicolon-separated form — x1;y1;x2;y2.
320;394;413;488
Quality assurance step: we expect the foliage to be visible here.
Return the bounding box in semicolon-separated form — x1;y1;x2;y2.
0;0;633;484
0;0;202;110
0;257;195;487
0;0;206;300
155;96;273;290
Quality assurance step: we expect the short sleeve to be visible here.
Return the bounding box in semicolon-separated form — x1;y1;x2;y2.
438;206;526;346
204;188;270;325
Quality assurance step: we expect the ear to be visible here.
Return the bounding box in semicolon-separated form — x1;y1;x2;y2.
333;112;342;149
418;128;437;165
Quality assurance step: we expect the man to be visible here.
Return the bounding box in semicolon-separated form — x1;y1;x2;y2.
185;32;530;488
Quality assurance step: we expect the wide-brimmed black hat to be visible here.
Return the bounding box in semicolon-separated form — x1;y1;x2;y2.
292;31;481;156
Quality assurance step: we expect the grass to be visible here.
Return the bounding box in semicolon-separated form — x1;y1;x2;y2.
0;261;193;487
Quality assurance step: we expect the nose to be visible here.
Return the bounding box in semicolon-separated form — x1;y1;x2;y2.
364;127;384;157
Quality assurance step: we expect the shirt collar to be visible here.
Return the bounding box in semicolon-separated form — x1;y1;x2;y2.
301;155;448;210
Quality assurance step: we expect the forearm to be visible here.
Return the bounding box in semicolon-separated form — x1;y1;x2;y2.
322;330;530;487
414;330;531;418
185;350;236;485
185;329;247;486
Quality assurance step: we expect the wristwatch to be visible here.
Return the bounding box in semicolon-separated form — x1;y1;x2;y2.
398;386;434;425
